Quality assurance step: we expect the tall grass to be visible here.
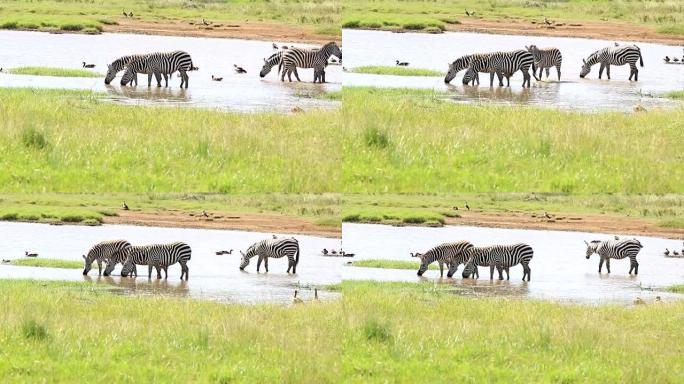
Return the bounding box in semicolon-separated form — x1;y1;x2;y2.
1;279;684;382
9;258;83;269
342;87;684;193
351;66;444;77
9;67;101;78
350;259;438;270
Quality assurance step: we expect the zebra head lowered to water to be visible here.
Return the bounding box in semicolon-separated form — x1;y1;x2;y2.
579;45;643;81
412;241;474;277
462;243;533;281
239;237;300;273
82;239;132;276
260;51;283;78
121;51;194;88
584;238;642;274
104;54;148;85
444;54;474;84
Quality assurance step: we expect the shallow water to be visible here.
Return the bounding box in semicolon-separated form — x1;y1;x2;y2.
343;29;683;112
0;30;341;112
0;222;342;304
342;223;684;304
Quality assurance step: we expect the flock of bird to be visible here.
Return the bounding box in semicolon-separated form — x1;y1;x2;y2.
663;242;684;257
663;49;684;63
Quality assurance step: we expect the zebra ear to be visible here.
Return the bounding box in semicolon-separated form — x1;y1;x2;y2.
525;45;529;50
240;250;245;256
82;254;86;259
263;58;266;62
582;58;586;64
584;240;588;246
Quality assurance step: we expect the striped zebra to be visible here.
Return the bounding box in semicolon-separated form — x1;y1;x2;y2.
82;239;132;276
280;42;341;83
239;237;300;273
462;243;533;281
259;51;284;78
467;50;536;88
411;241;474;277
584;239;642;274
121;51;194;88
525;45;562;81
102;246;134;276
445;53;501;86
104;54;167;86
580;45;643;81
121;242;192;280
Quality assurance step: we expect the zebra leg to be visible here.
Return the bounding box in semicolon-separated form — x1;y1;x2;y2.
163;266;169;279
163;73;169;87
256;255;262;272
598;257;604;273
148;264;153;279
147;73;153;87
556;65;561;81
606;64;611;80
523;263;530;281
505;267;510;280
505;75;511;87
605;258;611;274
634;259;639;275
522;70;531;88
155;266;162;279
496;265;504;280
545;67;550;79
182;71;189;88
489;265;495;280
264;257;269;273
132;74;138;86
598;63;605;79
438;260;444;277
97;260;102;276
154;72;162;87
294;67;301;82
322;70;326;83
473;265;480;279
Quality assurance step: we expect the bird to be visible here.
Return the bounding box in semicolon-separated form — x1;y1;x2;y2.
465;202;470;210
674;58;680;63
272;235;278;239
313;288;320;302
226;249;233;255
674;250;681;256
614;236;620;240
202;210;209;217
122;10;128;17
664;248;670;256
202;18;211;26
396;60;409;66
322;248;329;255
614;42;619;46
0;68;3;72
544;17;552;25
211;75;223;81
281;45;289;50
664;56;671;63
82;62;95;68
129;12;133;18
1;259;10;263
655;296;662;303
453;206;459;211
544;211;552;219
633;297;646;305
465;9;471;16
272;43;278;49
342;67;348;72
25;251;38;257
234;64;247;74
292;290;304;304
122;201;129;210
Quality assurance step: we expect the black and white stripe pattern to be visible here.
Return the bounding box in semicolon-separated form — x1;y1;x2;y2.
104;54;157;85
412;241;474;277
580;45;643;81
121;51;194;88
280;42;341;83
102;245;134;276
260;51;284;78
82;239;131;276
526;45;562;80
121;242;192;280
462;243;533;281
240;237;300;273
585;239;642;274
467;50;536;88
445;53;500;86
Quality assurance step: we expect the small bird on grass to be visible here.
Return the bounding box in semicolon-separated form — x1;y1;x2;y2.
1;259;10;263
664;56;671;63
82;62;95;68
25;251;38;257
544;211;552;219
322;248;329;255
674;250;681;256
129;11;133;18
202;18;211;26
202;210;209;218
633;297;646;305
544;17;552;26
465;202;470;210
272;234;278;239
122;201;129;210
396;60;409;66
292;290;304;304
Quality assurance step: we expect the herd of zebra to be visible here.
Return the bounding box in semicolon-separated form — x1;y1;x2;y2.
444;43;644;87
101;42;342;87
82;236;301;280
412;237;644;280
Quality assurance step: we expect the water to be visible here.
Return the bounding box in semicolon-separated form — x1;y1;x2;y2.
343;29;683;112
342;223;684;304
0;222;343;304
0;30;341;112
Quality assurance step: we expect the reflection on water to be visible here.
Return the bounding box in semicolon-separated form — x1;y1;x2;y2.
343;29;683;112
0;30;340;112
343;223;684;304
0;222;342;304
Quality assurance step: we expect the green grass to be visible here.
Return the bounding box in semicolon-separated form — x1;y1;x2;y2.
8;258;82;269
8;67;101;78
0;88;341;193
0;193;341;228
666;90;684;100
2;279;684;382
350;259;437;270
342;87;684;194
0;0;340;37
343;0;684;35
350;66;444;77
667;284;684;293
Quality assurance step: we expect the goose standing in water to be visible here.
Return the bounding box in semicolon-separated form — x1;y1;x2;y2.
211;75;223;81
396;60;409;66
664;248;670;256
82;62;95;68
664;56;671;63
25;251;38;257
292;290;304;304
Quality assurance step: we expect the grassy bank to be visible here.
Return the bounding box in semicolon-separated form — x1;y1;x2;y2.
0;88;340;193
668;284;684;293
1;279;684;382
350;259;435;270
343;0;684;35
342;87;684;194
350;66;444;77
8;67;101;78
7;258;82;269
0;193;341;228
666;90;684;100
0;0;339;37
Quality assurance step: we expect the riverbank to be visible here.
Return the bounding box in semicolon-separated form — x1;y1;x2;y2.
1;279;682;382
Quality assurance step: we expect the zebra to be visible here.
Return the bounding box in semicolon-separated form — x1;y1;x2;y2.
121;51;194;88
82;239;132;276
259;51;284;78
525;45;562;81
580;45;643;81
462;243;533;281
411;241;474;277
280;42;342;83
121;242;191;280
467;50;536;88
445;53;501;86
239;237;300;273
102;245;134;276
104;53;167;86
584;239;643;274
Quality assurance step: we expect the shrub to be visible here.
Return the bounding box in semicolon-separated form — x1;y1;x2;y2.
342;20;361;28
22;319;48;341
21;127;49;149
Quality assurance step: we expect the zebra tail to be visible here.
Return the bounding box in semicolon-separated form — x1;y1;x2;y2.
639;52;643;67
295;246;300;267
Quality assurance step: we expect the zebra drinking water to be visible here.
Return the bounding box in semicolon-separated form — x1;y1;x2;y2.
579;45;643;81
259;51;284;78
445;53;501;86
239;237;300;273
584;238;643;274
525;45;562;81
82;239;132;276
121;242;192;280
468;50;537;88
121;51;195;88
411;241;474;277
104;53;164;86
462;243;533;281
280;42;341;83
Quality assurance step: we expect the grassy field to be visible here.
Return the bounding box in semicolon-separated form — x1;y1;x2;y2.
0;88;340;193
8;67;101;78
1;279;683;382
668;284;684;293
0;193;341;228
343;193;684;229
350;259;436;270
667;90;684;100
0;0;340;36
342;87;684;194
7;258;82;269
342;0;684;35
350;66;444;77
